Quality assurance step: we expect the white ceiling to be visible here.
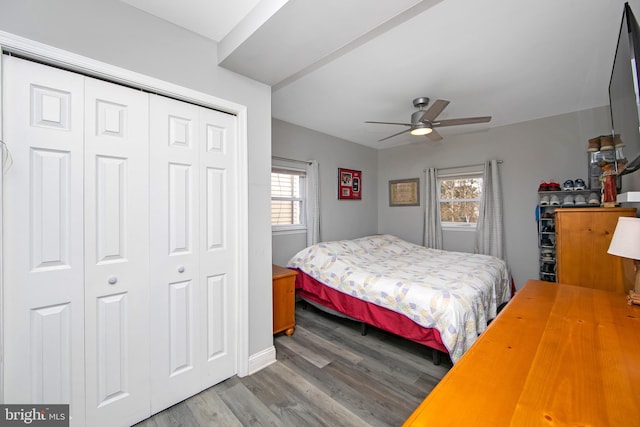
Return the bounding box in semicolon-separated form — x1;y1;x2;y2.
121;0;629;149
121;0;264;43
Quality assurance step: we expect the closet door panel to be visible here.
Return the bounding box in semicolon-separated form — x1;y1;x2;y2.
3;56;86;425
168;279;195;374
30;149;72;268
199;108;237;385
149;94;202;413
168;162;194;254
84;78;150;427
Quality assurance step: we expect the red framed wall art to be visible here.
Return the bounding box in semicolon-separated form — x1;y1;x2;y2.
338;168;362;200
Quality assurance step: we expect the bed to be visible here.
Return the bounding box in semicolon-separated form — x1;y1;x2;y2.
287;234;512;364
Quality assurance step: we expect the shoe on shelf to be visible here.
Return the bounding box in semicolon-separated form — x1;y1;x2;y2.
548;181;561;191
541;247;555;256
540;195;550;206
550;195;560;205
541;237;554;247
541;251;555;260
573;178;586;190
588;192;600;205
562;179;574;191
575;194;586;205
541;212;554;219
563;194;575;205
538;181;549;192
587;137;601;152
600;135;614;150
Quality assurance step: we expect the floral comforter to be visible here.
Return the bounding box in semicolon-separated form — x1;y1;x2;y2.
287;234;511;363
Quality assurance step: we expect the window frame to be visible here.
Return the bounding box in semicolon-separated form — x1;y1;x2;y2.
438;170;483;230
271;164;307;234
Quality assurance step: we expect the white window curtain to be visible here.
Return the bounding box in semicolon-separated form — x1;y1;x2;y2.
306;160;320;246
423;167;443;249
474;159;505;260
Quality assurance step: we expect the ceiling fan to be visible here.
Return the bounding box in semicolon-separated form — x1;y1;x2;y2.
365;97;491;142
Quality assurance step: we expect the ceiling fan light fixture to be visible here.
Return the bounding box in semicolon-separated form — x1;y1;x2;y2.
367;98;490;142
410;124;432;136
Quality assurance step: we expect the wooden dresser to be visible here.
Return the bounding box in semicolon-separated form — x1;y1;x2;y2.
272;264;297;336
555;207;636;292
403;280;640;426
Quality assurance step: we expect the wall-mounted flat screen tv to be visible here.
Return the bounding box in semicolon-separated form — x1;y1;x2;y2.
609;2;640;175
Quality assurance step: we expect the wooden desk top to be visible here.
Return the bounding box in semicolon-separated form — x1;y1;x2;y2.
403;279;640;427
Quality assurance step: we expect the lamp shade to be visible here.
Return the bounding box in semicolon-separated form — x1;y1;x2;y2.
607;217;640;259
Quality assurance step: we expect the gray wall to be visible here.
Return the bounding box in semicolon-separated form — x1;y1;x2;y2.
272;119;378;266
622;160;640;192
378;106;618;289
0;0;274;357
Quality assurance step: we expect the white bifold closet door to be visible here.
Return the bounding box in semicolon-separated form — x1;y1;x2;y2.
3;55;87;424
2;55;238;427
149;94;237;413
83;78;151;426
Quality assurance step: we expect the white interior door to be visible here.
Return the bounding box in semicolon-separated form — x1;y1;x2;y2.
83;77;151;426
3;56;86;424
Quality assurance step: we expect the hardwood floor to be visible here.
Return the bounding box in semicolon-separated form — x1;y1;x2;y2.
135;302;452;427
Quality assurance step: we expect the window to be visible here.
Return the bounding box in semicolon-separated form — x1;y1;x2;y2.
438;173;483;229
271;166;306;232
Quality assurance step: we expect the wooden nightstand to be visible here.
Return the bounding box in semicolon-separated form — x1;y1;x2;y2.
272;264;297;335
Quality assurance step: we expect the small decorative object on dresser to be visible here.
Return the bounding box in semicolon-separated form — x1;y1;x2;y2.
607;217;640;305
272;264;297;335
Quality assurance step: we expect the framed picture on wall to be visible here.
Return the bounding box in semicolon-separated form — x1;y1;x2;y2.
389;178;420;206
338;168;362;200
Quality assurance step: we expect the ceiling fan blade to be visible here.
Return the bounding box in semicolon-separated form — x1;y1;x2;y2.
365;120;413;126
426;129;443;142
378;128;412;142
433;116;492;127
420;99;450;122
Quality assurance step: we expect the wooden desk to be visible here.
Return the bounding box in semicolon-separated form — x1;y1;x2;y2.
403;280;640;427
272;264;297;336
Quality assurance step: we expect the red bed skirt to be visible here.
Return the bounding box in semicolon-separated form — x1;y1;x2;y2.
294;270;449;354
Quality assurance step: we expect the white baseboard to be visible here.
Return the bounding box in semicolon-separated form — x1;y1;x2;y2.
242;345;276;377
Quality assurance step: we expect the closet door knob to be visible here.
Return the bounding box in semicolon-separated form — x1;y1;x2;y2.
177;266;185;273
107;276;118;285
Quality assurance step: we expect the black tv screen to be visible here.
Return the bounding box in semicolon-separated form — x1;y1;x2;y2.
609;2;640;175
